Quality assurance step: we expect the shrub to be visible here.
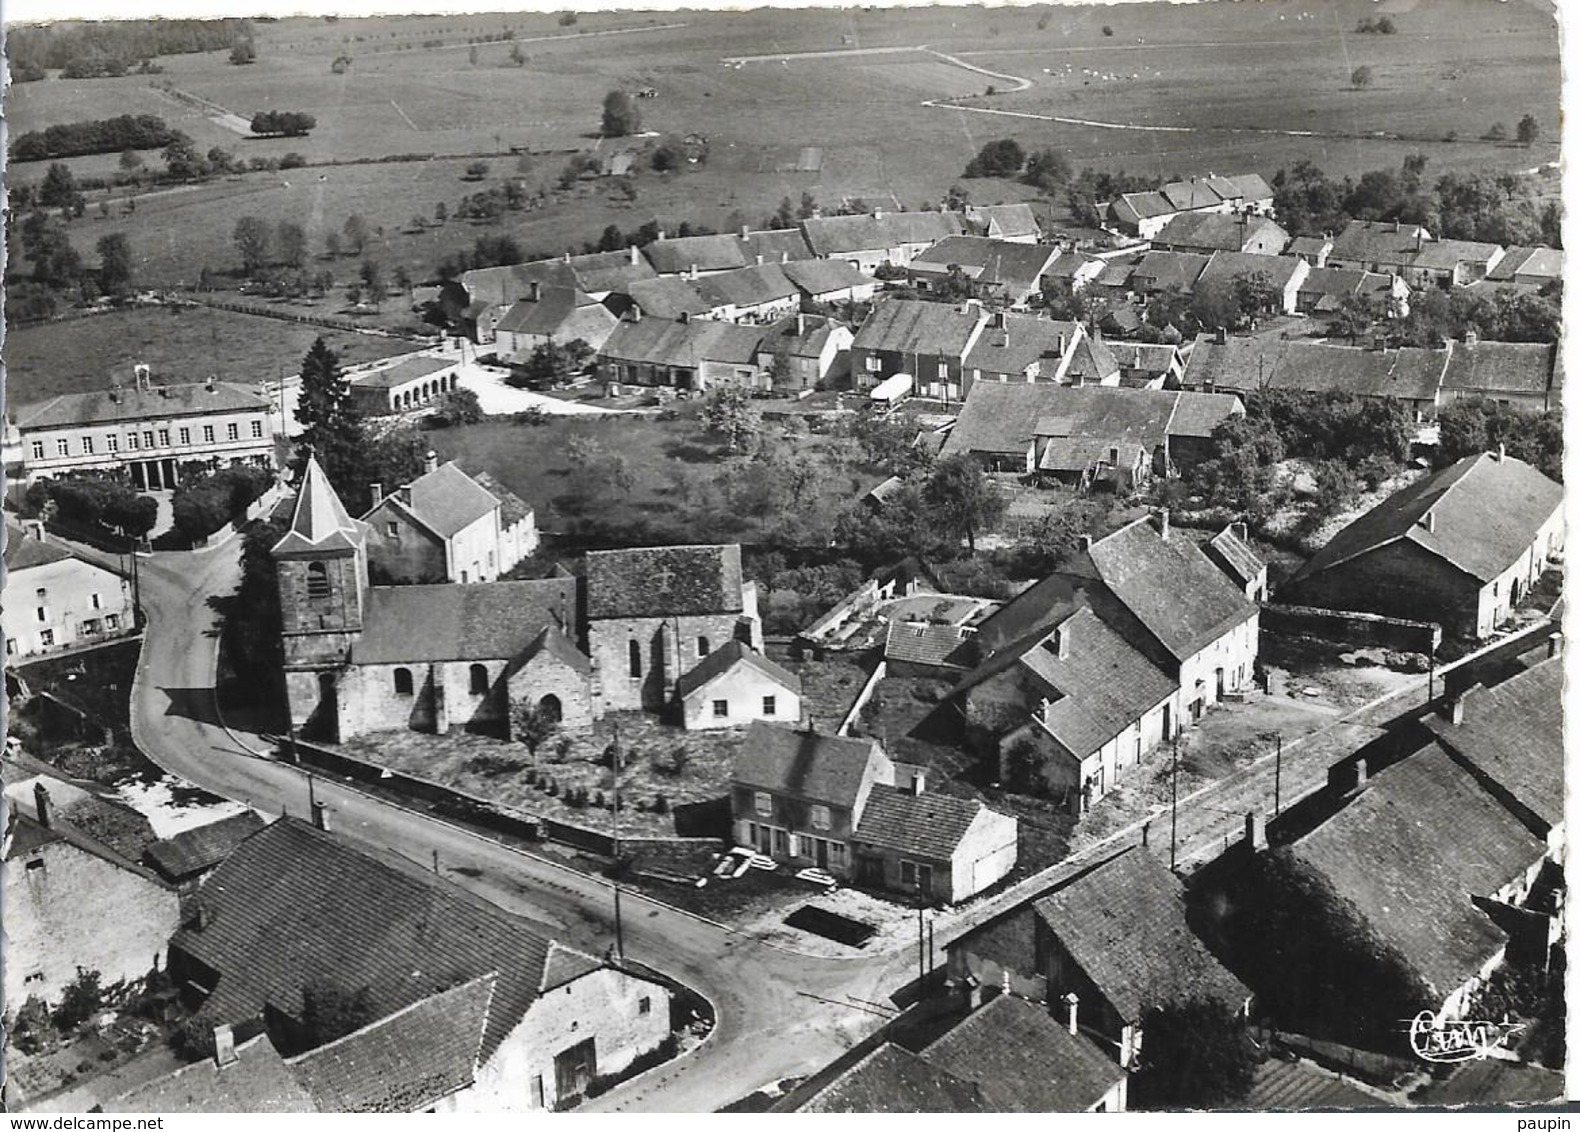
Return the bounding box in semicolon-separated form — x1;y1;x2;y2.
53;968;106;1031
653;793;669;813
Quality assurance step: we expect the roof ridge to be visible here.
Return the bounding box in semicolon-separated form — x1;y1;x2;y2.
285;971;499;1067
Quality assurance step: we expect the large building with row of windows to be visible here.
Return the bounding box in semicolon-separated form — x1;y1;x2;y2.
3;521;135;659
11;367;275;490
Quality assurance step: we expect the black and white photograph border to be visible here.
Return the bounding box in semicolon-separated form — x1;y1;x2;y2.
0;0;1575;1120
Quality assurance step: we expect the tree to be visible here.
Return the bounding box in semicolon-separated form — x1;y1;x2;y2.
699;386;760;453
276;221;308;270
797;191;818;220
963;138;1026;179
292;337;365;501
601;90;641;138
1350;65;1374;90
1483;121;1509;142
324;231;343;259
1332;292;1381;344
1024;147;1073;192
464;160;490;181
233;214;272;275
52;968;107;1031
118;148;144;173
1516;114;1541;146
342;213;371;255
434;201;448;224
96;232;134;298
299;980;375;1049
250;110;316;137
359;259;386;308
162;132;205;180
438;386;483;426
517;339;594;388
1189;274;1242;333
509;41;525;66
229;38;256;64
922;455;1005;553
513;701;559;763
468;44;479;65
40;162;83;210
1131;998;1257;1109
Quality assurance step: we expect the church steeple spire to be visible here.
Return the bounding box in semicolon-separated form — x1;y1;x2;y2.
272;456;365;554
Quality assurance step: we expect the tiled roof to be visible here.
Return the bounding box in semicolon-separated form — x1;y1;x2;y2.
14;381;268;431
674;639;803;699
795;1043;986;1112
104;1035;318;1113
852;299;984;358
1167;390;1243;437
540;941;605;992
460;253;655;307
1440;340;1556;396
623;276;713;319
354;578;578;664
1410;239;1503;270
1288;745;1545;996
398;462;500;540
1297;267;1371;300
1231;1057;1388;1112
1412;1058;1565;1106
597;318;765;368
1039;436;1147;474
173;819;558;1060
1046;251;1103;280
1288;236;1333;257
854;784;998;861
962;315;1079;377
471;471;534;527
1035;847;1251;1021
692;263;799;309
1131;250;1211;292
733;721;886;809
1094;259;1138;289
1226;173;1275;201
1161;179;1227;212
144;811;267;882
1083;516;1258;663
741;227;815;264
780;257;875;296
1328;219;1432;265
1111;190;1174;223
289;975;494;1113
967;202;1041;240
521;624;592;675
584;543;744;619
642;233;751;274
922;993;1124;1112
1152;212;1286;253
1423;656;1563;832
349;356;455;391
272;457;369;555
911;237;1061;293
1063;333;1120;384
1182;336;1448;402
883;619;973;669
1486;246;1563;282
757;313;843;359
492;286;601;336
1107;342;1180;376
1198;250;1304;290
1206;525;1266;588
802;210;964;256
1289;452;1561;586
5;523;76;570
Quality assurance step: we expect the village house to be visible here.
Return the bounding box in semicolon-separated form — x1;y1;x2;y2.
472;471;538;572
1043;250;1108;294
1203;522;1269;603
448;249;656;337
882;618;976;678
908;237;1063;308
595;314;767;392
754;312;855;390
1324;218;1435;276
786;1043;988;1112
1104;173;1275;239
690;262;803;323
1126;250;1211;299
801;209;966;272
960;313;1085;393
1149;212;1289;256
1294;267;1409;319
4;780;180;1011
1484;245;1563;288
1437;336;1561;412
963;202;1043;243
143;810;267;890
674;639;803;731
13;364;275;490
346;356;461;416
847;781;1018;903
1106;342;1184;389
490;283;619;363
165;818;673;1112
360;454;535;585
740;226;816;264
640;232;752;276
851;299;987;400
4;520;135;659
104;1031;320;1113
1281;450;1563;639
615;275;715;322
1401;238;1505;290
1195;251;1310;315
1285;234;1334;267
779;258;880;305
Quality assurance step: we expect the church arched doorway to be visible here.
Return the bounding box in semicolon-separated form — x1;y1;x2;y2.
538;694;563;724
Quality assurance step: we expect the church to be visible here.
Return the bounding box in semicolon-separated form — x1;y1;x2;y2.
274;458;773;741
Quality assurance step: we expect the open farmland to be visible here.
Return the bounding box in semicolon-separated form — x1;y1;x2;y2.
7;0;1558;297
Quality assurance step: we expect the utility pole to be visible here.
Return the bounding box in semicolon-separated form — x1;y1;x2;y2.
1170;731;1179;871
612;722;625;967
917;905;926;993
1274;734;1283;818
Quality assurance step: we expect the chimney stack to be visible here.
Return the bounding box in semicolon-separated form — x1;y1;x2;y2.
424;450;439;475
756;253;765;266
1063;992;1080;1036
1056;623;1071;659
213;1024;238;1068
206;376;217;394
370;484;383;507
1245;811;1267;851
1495;442;1504;462
1547;633;1563;660
629;245;641;266
1078;534;1093;553
1157;508;1171;541
1354;757;1369;787
967;978;984;1010
529;280;542;303
740;224;751;239
134;362;151;391
34;783;53;828
25;519;46;544
796;312;807;338
1445;694;1467;726
630;305;642;322
1215;325;1227;345
910;768;926;796
311;798;331;831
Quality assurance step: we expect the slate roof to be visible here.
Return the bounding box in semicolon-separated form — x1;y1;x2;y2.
802;210;965;257
4;524;75;571
349;356;455;391
642;233;751;275
692;262;799;309
733;721;885;808
470;471;534;527
104;1035;318;1113
741;227;815;264
674;639;803;699
354;578;578;664
272;457;369;556
172;819;564;1060
780;257;876;296
1423;656;1564;833
1328;219;1433;266
1288;745;1545;996
922;993;1124;1112
854;785;997;861
1034;847;1252;1021
852;299;984;358
584;543;744;619
1131;250;1211;292
623;276;713;319
598;318;765;368
1486;246;1563;282
1198;250;1304;291
1182;336;1449;402
962;315;1079;377
289;975;495;1113
795;1043;985;1113
911;237;1061;294
1440;340;1556;396
1083;516;1258;664
883;619;973;669
1288;452;1561;587
1152;211;1286;253
383;461;499;540
144;810;267;882
14;382;269;430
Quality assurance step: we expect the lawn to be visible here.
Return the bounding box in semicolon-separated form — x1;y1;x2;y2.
4;304;417;405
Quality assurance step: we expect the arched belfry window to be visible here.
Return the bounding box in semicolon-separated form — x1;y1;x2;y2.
393;667;414;695
306;562;331;600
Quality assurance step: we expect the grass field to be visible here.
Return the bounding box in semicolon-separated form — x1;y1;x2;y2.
4;305;416;405
6;0;1559;297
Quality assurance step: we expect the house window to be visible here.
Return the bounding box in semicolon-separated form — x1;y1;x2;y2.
82;435;95;455
127;433;140;451
830;842;846;868
252;420;264;439
306;562;332;600
697;636;710;658
57;439;70;457
203;425;215;444
91;593;101;610
639;996;652;1016
865;355;882;372
4;639;15;656
393;668;414;695
811;804;831;831
900;860;917;887
30;442;44;460
105;614;120;630
488;551;495;571
773;828;789;855
36;607;47;623
82;619;101;635
629;640;643;678
530;1076;545;1109
106;435;119;453
936;362;948;380
26;860;45;874
40;630;55;647
37;588;47;603
143;431;155;448
386;521;399;537
712;699;729;719
179;427;191;445
762;695;776;716
158;429;171;447
469;664;489;695
754;791;772;817
227;423;240;442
